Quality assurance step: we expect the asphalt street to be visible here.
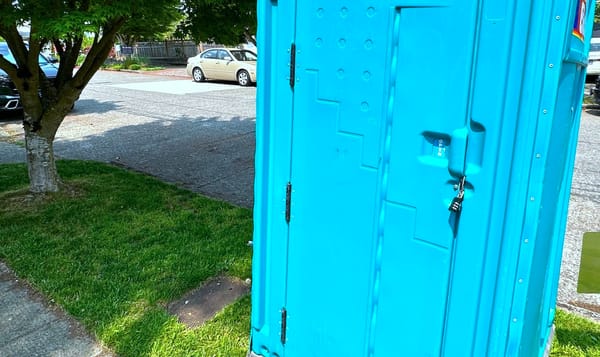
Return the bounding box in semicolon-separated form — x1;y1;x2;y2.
1;69;257;208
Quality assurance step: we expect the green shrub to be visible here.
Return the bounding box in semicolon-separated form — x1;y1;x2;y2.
122;56;148;69
100;56;161;71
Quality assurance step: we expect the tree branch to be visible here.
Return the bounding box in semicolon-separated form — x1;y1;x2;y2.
0;55;18;79
0;24;29;73
71;16;127;89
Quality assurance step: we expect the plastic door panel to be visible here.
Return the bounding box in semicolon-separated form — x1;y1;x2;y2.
252;1;592;356
285;1;488;356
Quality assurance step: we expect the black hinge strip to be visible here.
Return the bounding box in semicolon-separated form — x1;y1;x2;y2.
281;307;287;345
285;182;292;223
289;43;296;89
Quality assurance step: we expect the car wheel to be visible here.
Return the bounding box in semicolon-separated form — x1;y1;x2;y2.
192;67;205;82
237;70;251;86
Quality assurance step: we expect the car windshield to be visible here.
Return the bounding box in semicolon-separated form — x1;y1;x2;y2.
1;52;17;64
230;50;257;61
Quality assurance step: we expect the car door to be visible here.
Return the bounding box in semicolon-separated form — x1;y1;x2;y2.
215;49;237;81
199;49;219;78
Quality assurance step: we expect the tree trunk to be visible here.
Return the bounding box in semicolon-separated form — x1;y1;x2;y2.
25;129;61;193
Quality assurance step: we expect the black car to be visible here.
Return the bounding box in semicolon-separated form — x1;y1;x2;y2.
0;42;58;114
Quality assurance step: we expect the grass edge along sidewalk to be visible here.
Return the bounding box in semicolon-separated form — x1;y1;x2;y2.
0;160;599;356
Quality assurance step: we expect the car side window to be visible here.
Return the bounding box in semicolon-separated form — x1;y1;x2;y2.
217;50;229;60
230;50;257;61
230;51;243;61
201;50;218;59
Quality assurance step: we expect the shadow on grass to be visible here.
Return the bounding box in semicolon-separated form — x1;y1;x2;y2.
552;309;600;355
102;307;173;356
555;325;600;352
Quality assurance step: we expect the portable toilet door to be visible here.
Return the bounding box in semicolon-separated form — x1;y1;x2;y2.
250;0;593;356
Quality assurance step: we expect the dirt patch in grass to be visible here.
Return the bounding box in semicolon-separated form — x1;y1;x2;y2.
0;183;84;211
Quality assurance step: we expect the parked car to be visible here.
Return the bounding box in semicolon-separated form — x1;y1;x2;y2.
186;48;257;86
0;42;59;114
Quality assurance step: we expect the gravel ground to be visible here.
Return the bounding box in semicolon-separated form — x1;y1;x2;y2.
557;109;600;322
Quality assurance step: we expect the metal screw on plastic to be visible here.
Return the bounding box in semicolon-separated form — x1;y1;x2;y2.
555;16;561;20
549;63;554;68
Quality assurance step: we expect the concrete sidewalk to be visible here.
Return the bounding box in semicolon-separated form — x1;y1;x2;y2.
0;262;113;357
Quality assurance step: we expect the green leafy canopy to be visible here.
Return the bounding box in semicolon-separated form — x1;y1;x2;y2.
178;0;257;45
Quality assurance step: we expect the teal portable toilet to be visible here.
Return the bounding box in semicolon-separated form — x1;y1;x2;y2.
250;1;593;356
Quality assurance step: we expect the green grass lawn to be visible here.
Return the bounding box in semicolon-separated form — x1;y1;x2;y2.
0;161;252;356
553;309;600;356
0;160;599;356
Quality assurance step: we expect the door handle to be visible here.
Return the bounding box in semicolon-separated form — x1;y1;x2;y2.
449;127;468;177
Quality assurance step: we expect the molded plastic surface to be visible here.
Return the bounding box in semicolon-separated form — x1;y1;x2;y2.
251;1;592;356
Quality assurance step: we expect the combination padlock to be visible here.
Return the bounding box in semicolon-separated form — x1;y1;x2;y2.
448;176;466;213
448;190;464;213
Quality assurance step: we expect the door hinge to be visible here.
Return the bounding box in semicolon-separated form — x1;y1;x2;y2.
285;182;292;223
281;307;288;345
289;43;296;89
